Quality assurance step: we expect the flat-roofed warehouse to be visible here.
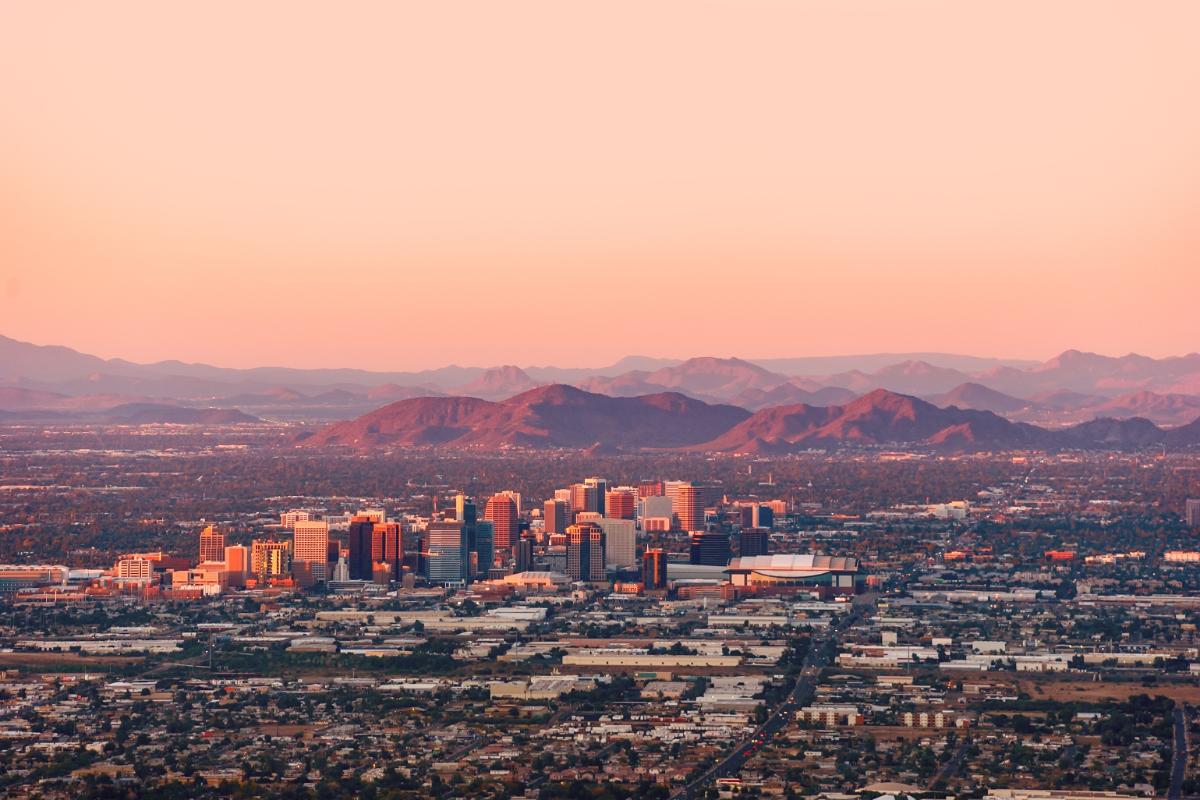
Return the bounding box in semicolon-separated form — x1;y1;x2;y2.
724;554;861;595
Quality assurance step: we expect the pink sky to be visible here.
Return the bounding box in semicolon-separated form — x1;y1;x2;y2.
2;1;1198;370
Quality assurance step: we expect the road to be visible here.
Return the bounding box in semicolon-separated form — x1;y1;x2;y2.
927;736;971;790
1170;705;1188;800
673;594;874;799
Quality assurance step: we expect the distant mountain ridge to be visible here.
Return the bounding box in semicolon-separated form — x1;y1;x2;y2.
4;334;1200;427
302;384;751;450
304;385;1200;453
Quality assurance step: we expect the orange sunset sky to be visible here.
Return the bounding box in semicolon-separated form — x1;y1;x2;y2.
1;1;1198;371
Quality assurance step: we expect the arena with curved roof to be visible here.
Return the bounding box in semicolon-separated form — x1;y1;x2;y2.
724;554;861;595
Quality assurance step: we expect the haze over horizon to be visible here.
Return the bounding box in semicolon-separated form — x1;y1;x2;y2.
4;1;1199;370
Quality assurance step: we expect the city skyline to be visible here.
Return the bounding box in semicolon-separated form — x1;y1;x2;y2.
3;1;1200;369
6;5;1200;798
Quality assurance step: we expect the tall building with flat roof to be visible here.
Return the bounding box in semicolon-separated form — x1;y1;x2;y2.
425;521;467;584
638;480;664;498
224;545;249;588
670;483;705;532
251;539;291;581
569;482;600;516
544;499;570;535
690;531;731;567
515;532;534;573
584;477;608;515
372;522;403;580
598;518;636;569
1187;499;1200;528
605;488;636;520
347;516;375;580
280;510;312;529
642;548;667;590
752;503;774;530
484;493;519;560
739;528;770;558
199;525;225;564
471;520;494;580
567;522;605;582
293;520;330;583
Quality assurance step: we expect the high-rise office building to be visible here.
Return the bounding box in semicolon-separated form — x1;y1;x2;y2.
598;518;636;569
638;480;664;498
567;522;605;582
378;523;402;574
605;488;637;520
471;520;495;579
425;521;467;584
642;548;668;590
514;532;534;573
569;482;601;516
371;522;403;580
499;490;521;515
293;520;330;583
279;510;312;529
689;531;731;566
251;539;291;581
739;528;770;558
752;503;774;530
347;516;375;580
199;525;225;564
670;483;705;532
224;544;249;588
544;499;570;535
1187;499;1200;528
584;477;609;515
484;493;519;557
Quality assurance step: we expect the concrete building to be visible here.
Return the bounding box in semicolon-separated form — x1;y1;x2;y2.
798;705;864;726
292;520;330;583
279;509;312;529
569;482;601;516
598;518;636;569
113;557;154;587
198;525;225;564
224;545;249;588
251;539;291;581
1187;499;1200;527
605;487;637;520
543;499;570;535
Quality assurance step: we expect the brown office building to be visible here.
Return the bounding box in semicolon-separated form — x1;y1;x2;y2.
544;499;570;535
484;493;519;555
605;488;636;520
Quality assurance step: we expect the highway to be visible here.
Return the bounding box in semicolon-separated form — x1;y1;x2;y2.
673;594;874;799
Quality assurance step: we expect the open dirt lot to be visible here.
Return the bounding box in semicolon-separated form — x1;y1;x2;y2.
1017;677;1200;703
